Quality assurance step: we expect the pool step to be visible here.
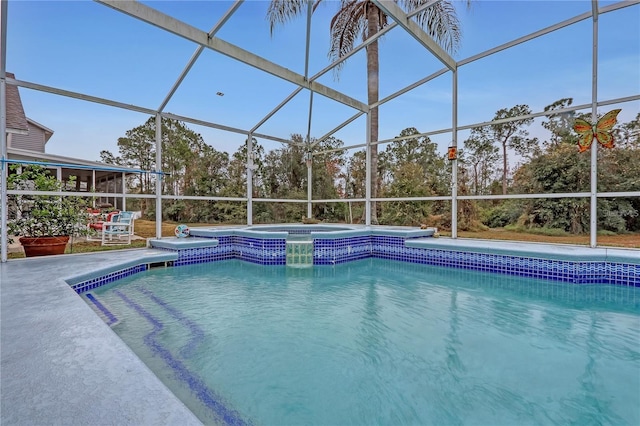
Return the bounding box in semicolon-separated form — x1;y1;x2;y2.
286;241;313;267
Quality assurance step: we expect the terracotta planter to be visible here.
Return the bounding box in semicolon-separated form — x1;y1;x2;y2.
19;236;70;257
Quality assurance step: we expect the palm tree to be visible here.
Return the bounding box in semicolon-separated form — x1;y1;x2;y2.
268;0;463;224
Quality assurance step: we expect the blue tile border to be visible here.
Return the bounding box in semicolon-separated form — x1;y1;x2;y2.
72;264;148;294
72;228;640;293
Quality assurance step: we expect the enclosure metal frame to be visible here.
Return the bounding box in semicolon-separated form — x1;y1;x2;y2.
1;0;639;262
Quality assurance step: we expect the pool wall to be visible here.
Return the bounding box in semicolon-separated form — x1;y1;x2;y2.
157;226;436;266
69;226;640;294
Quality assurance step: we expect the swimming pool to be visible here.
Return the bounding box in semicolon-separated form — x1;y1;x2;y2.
87;258;640;425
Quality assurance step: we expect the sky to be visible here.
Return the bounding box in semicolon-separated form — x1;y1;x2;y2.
3;0;639;163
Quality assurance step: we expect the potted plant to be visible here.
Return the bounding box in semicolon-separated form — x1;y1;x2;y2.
7;164;89;257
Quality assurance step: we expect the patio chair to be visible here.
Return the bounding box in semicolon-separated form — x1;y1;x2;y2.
128;211;142;236
87;211;119;242
101;212;133;246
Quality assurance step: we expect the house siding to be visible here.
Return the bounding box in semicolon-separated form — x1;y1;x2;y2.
10;122;46;152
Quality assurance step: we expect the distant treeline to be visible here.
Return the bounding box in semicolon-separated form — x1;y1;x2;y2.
101;98;640;234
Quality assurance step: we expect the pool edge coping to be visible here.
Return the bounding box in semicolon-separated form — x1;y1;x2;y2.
0;249;204;426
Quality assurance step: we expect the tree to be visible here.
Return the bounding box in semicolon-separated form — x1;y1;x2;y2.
379;127;449;225
511;113;640;234
259;134;346;222
262;135;307;199
513;144;591;233
340;150;367;223
104;117;156;196
260;140;306;222
471;105;538;195
462;135;499;195
267;0;463;224
541;98;576;148
344;150;367;200
311;136;347;221
219;137;266;223
381;162;430;225
616;112;640;149
102;117;231;220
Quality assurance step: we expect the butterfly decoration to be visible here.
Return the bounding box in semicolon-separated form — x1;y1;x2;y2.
573;109;621;153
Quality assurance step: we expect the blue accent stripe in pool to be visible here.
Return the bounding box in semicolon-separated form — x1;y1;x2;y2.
85;293;118;326
137;287;205;359
114;290;250;426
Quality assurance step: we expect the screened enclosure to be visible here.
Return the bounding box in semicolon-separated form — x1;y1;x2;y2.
1;0;639;261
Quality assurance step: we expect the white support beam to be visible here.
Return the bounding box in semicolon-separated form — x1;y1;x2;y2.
251;11;394;135
9;76;335;148
247;133;253;226
311;111;365;148
9;76;294;145
8;77;158;115
155;114;162;239
598;191;640;198
311;67;448;148
590;0;599;248
304;0;314;220
159;111;246;136
458;11;592;67
365;113;372;226
158;0;244;112
250;88;303;133
121;171;127;211
307;152;313;218
451;69;458;239
304;0;313;79
306;92;314;145
1;0;7;78
252;198;308;203
370;0;456;71
315;142;368;155
600;0;640;13
1;0;8;262
371;68;448;109
1;79;7;264
250;133;292;145
161;194;246;202
96;0;368;112
320;93;639;152
457;192;593;201
157;113;291;144
456;95;640;132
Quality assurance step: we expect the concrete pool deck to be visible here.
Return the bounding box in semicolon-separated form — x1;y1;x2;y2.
0;249;202;426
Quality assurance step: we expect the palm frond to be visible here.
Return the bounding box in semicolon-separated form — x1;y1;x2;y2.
400;0;461;53
329;0;367;74
267;0;313;35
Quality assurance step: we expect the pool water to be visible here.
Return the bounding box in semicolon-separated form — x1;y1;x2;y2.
90;259;640;425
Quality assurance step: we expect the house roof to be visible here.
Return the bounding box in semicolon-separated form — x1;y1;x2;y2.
7;147;142;173
26;117;55;143
5;72;29;134
5;74;133;178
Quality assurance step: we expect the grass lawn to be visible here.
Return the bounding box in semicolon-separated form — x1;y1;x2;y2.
443;228;640;248
7;220;639;259
6;220;224;259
